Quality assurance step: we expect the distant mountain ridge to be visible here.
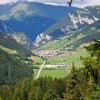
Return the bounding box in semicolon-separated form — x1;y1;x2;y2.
0;2;100;49
0;1;77;20
0;1;77;42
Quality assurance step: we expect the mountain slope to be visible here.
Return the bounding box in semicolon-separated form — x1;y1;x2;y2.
0;20;31;48
34;6;100;47
5;16;56;40
35;20;100;51
0;33;43;85
0;33;31;58
0;1;76;20
0;20;14;34
0;47;33;85
0;33;34;85
0;1;77;41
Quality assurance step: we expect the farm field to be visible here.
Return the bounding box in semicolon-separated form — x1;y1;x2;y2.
47;47;88;68
40;69;69;78
34;47;88;78
34;68;70;79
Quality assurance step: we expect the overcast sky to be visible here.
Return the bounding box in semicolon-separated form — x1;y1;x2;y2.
0;0;100;7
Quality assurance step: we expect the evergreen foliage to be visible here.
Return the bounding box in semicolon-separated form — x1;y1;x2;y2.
0;40;100;100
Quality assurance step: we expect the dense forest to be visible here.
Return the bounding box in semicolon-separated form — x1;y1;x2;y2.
0;33;34;85
0;48;33;85
0;40;100;100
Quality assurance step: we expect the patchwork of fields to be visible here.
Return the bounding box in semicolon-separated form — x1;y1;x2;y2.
34;48;88;78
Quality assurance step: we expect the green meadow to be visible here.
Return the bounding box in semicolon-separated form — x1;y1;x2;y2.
34;48;88;78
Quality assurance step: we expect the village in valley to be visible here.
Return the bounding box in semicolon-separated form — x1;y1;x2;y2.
34;49;59;57
34;49;66;69
33;43;88;78
34;45;83;70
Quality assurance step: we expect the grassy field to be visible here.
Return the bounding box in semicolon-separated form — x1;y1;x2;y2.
40;69;69;78
34;48;88;78
28;55;43;67
34;68;70;79
47;48;87;68
0;45;17;54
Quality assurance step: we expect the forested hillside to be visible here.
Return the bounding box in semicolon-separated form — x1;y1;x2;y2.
0;33;31;58
0;32;45;85
0;47;33;85
0;40;99;100
0;33;34;85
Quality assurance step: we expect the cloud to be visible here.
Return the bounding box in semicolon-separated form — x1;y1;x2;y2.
72;0;100;7
0;0;19;4
0;0;100;8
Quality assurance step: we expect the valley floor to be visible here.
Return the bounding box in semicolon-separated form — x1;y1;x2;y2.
34;48;87;78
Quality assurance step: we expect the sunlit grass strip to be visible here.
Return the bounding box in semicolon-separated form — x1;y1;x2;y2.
0;45;17;54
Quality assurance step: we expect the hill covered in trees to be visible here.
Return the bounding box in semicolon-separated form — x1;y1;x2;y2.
0;33;31;58
0;47;33;85
0;32;45;85
0;40;100;100
0;33;34;85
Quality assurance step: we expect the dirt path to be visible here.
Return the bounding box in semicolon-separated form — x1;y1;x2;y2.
59;55;64;64
36;60;46;79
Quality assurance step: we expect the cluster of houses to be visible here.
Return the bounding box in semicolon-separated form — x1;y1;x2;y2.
35;50;59;57
34;49;70;57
